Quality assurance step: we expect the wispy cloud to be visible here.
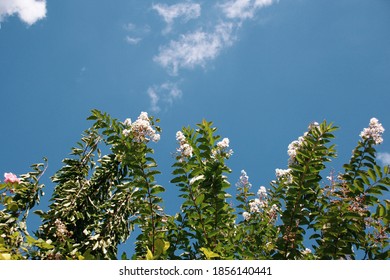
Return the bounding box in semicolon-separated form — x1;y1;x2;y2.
220;0;276;20
123;23;151;45
125;36;142;45
123;23;136;31
0;0;46;26
152;1;201;34
147;0;277;111
377;152;390;166
154;22;236;76
147;82;182;113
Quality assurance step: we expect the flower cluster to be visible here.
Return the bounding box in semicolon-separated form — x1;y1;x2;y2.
236;170;252;189
308;121;320;131
242;185;278;221
54;218;69;240
122;112;160;143
212;138;233;159
3;173;21;184
302;248;312;255
360;117;385;145
287;136;305;163
176;131;193;158
275;168;293;184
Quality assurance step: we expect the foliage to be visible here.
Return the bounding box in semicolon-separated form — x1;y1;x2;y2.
1;111;389;260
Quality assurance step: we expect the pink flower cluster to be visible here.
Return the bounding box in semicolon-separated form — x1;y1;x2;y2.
3;172;21;184
360;117;385;145
122;112;161;143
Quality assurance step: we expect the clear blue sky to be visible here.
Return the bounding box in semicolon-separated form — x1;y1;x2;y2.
1;0;390;254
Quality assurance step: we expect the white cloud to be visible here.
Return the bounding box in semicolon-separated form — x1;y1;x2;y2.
123;23;136;31
148;0;277;109
154;22;236;75
123;23;150;45
220;0;275;20
147;82;182;113
125;36;141;45
0;0;46;25
152;2;201;34
377;152;390;166
220;0;254;20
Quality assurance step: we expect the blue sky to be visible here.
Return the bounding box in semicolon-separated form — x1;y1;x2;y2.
1;0;390;254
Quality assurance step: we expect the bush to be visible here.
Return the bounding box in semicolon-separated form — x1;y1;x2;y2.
1;110;389;260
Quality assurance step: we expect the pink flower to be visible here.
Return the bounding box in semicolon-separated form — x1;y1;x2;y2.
4;172;21;184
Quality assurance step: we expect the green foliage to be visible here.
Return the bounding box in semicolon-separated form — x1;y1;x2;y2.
167;120;236;259
1;111;389;260
0;161;46;259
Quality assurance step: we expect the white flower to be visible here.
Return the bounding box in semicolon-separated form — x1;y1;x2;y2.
180;143;193;157
217;138;230;149
302;248;312;255
275;168;293;184
242;212;251;221
257;186;267;198
236;170;252;189
360;117;385;145
275;168;291;178
176;131;186;142
128;112;160;143
308;122;319;130
151;133;161;142
54;219;68;237
176;130;194;158
123;118;132;127
139;111;149;121
213;137;233;159
288;136;305;161
270;204;278;213
249;198;266;213
122;129;131;137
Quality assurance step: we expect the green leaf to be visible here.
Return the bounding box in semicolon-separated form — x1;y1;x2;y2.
377;204;386;218
359;172;370;185
367;169;377;182
121;252;128;260
151;185;165;195
146;247;154;260
171;175;188;184
26;235;36;245
7;202;18;212
200;247;220;259
0;253;11;260
154;239;170;257
195;194;205;205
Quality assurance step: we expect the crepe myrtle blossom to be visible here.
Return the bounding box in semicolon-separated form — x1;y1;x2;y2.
308;121;320;131
275;168;293;184
287;136;305;163
236;170;252;189
242;211;251;221
54;219;69;239
122;112;160;143
123;118;132;127
213;138;233;158
4;173;21;184
269;204;278;215
302;248;312;255
360;117;385;145
249;186;269;212
217;138;230;149
176;131;193;158
257;186;267;199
